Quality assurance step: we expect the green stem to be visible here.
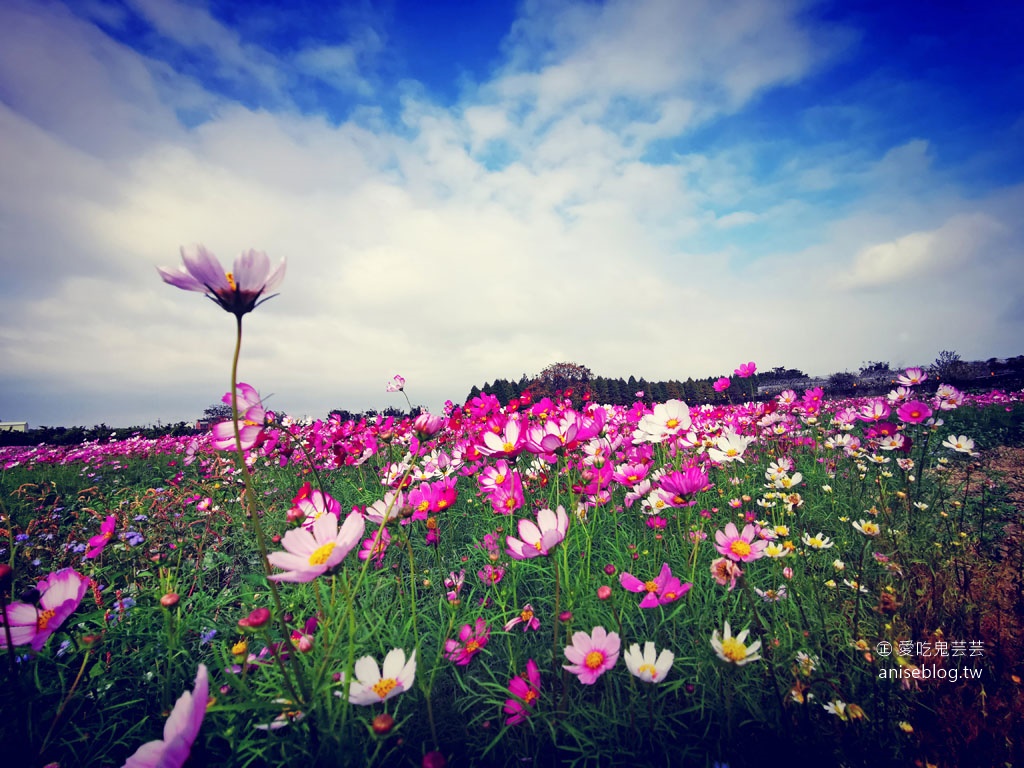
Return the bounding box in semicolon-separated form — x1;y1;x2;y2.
39;648;92;757
229;315;309;706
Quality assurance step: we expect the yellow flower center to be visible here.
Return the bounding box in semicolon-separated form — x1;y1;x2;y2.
36;609;56;631
371;678;398;699
720;637;748;662
730;540;752;557
523;689;538;704
465;640;481;654
520;609;533;622
638;663;658;679
494;473;505;485
584;650;605;670
503;442;515;453
665;418;679;429
644;580;658;592
232;640;248;655
225;272;237;290
308;542;336;566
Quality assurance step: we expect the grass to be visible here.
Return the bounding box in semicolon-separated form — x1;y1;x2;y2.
1;393;1023;768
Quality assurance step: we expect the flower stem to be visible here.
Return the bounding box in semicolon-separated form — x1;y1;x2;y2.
230;315;310;705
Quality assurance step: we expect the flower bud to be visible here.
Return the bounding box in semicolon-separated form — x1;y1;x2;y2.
603;564;616;576
0;563;13;591
422;751;447;768
597;585;612;600
372;713;395;735
239;607;271;630
160;592;180;608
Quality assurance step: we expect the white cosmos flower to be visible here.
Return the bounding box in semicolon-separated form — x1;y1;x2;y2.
624;642;675;683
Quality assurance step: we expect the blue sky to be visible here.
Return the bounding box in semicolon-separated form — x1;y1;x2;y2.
1;0;1023;427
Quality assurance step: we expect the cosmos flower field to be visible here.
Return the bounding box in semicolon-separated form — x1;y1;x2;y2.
2;250;1023;768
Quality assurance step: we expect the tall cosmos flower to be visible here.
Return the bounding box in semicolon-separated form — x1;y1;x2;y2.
267;511;365;582
563;626;620;684
1;568;88;651
158;246;285;318
122;664;209;768
733;362;757;378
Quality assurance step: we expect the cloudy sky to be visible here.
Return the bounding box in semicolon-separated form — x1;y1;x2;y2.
2;0;1023;427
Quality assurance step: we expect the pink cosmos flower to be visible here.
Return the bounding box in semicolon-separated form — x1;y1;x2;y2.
710;557;744;591
159;245;285;318
413;412;444;438
444;618;490;666
288;485;342;529
85;515;117;559
619;563;691;608
0;568;88;651
358;526;391;568
897;400;933;425
385;375;406;392
733;362;757;378
563;626;620;685
478;416;525;457
896;367;928;387
504;604;541;632
267;510;365;582
477;564;505;586
123;664;209;768
211;383;268;451
505;506;569;559
714;522;767;563
713;377;731;393
503;659;541;725
657;467;711;507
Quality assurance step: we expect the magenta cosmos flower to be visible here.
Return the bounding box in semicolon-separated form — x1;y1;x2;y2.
713;377;731;392
619;563;691;608
267;510;365;582
158;245;285;318
563;626;620;684
733;362;757;378
896;400;933;425
714;522;767;563
505;506;569;559
504;659;541;725
123;664;208;768
1;568;88;651
84;515;117;559
444;618;490;666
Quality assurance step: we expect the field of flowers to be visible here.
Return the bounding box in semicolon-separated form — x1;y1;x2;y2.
2;248;1024;768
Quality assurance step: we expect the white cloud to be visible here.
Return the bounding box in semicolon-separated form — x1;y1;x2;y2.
0;0;1021;427
834;213;1006;291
